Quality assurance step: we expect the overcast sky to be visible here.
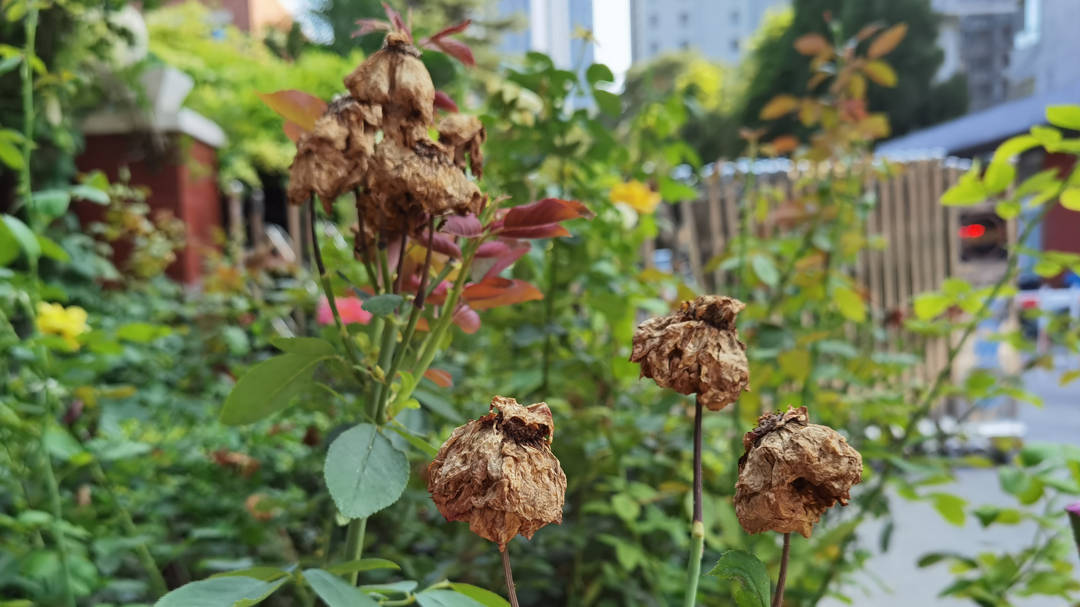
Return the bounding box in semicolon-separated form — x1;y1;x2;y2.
278;0;634;78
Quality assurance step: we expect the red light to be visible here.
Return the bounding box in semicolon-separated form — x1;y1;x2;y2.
959;224;986;239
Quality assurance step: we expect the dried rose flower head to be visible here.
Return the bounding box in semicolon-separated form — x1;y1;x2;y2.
288;32;485;239
629;295;750;410
734;406;862;538
427;396;567;551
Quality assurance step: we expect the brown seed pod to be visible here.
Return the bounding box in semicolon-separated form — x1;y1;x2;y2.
734;406;862;538
629;295;750;410
427;396;567;551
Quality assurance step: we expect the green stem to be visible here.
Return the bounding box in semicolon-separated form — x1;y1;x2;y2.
310;202;364;372
683;396;705;607
17;3;38;213
410;241;479;381
343;517;367;585
91;462;168;597
539;240;558;395
40;399;75;607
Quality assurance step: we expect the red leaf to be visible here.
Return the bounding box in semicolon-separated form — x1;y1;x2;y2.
419;231;462;258
473;239;530;279
426;37;475;67
497;223;571;239
422;19;471;43
353;18;391;38
257;90;326;133
453;304;480;334
463;277;543;310
442;214;482;236
424;368;454;387
382;2;411;39
282;121;305;143
502;198;593;229
434;90;459;113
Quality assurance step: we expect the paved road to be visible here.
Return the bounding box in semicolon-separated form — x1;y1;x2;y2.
823;364;1080;606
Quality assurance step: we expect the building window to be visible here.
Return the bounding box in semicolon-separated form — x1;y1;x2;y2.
731;10;739;24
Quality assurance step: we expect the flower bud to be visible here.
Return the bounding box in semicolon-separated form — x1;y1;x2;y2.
427;396;566;551
630;295;750;410
734;407;862;537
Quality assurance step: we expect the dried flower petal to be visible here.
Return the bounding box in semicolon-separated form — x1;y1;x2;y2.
437;114;486;178
734;406;862;538
427;396;567;550
629;295;750;410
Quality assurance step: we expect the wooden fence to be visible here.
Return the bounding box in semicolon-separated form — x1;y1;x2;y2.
654;155;1004;390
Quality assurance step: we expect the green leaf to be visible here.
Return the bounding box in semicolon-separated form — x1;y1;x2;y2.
36;234;69;262
31;189;71;218
0;139;22;170
999;467;1045;504
325;558;400;576
992;134;1039;163
362;294;404;316
68;184;109;204
834;285;866;322
302;569;378;607
0;220;17;266
707;550;770;607
972;505;1022;528
448;584;511;607
1061;188;1080;211
2;215;40;262
211;567;289;581
913;292;950;319
117;322;173;343
270;336;335;356
415;589;485;607
930;492;967;526
387;423;439;457
593;90;621;116
983;161;1015;195
750;255;779;287
324;423;409;519
154;576;287;607
1046;105;1080;130
586;63;614;85
995;200;1021;219
941;164;987;206
219;353;329;425
658;176;698;201
611;493;640;523
0;55;21;75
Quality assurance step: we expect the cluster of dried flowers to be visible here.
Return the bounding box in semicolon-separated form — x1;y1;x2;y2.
427;396;567;551
734;406;862;537
287;32;486;243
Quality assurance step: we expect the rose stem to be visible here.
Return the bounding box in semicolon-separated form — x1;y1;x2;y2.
502;546;521;607
343;517;367;585
683;395;705;607
392;234;407;293
772;533;791;607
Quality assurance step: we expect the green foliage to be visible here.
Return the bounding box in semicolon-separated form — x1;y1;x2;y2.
707;551;771;607
323;424;409;519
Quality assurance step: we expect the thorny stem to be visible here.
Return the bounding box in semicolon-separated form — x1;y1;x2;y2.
772;533;791;607
808;172;1073;605
683;395;705;607
502;546;521;607
343;517;367;585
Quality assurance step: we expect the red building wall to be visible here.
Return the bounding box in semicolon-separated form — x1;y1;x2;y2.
1042;153;1080;272
76;132;221;284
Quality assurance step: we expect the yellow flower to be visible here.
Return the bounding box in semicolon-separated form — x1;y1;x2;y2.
36;301;88;349
610;180;661;214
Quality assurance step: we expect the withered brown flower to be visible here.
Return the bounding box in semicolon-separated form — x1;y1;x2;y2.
734;406;862;538
287;32;485;238
629;295;750;410
427;396;567;551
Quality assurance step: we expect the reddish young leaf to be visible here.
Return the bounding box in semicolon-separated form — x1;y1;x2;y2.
418;231;462;258
421;19;471;43
382;1;411;39
473;239;530;280
426;37;475;67
353;18;391;38
434;90;460;113
257;90;326;132
442;214;482;237
497;223;571;239
464;277;543;310
424;368;454;387
282;121;305;143
502;198;592;229
453;304;480;334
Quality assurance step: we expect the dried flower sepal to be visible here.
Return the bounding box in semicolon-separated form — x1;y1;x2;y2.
734;406;862;538
427;396;567;551
630;295;750;410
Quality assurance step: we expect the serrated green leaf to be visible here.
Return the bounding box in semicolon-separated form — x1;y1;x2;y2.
324;423;408;519
302;569;378;607
707;550;770;607
220;353;329;425
154;576;287;607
